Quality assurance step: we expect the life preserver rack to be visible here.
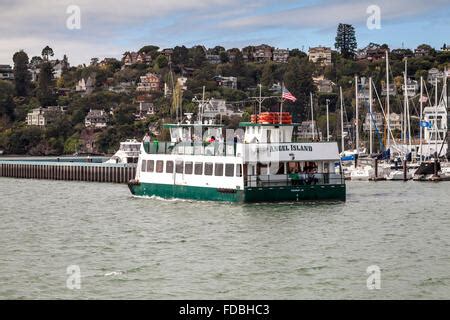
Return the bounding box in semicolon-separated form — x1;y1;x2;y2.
251;112;293;125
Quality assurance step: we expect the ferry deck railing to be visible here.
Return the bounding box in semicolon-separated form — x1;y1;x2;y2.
245;173;345;188
144;141;240;157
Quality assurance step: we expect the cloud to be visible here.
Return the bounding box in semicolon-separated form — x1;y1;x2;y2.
221;0;450;29
0;0;449;65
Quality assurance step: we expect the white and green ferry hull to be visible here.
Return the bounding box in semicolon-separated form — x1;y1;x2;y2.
128;182;346;203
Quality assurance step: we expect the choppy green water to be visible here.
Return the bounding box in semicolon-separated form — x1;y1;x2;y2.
0;178;449;299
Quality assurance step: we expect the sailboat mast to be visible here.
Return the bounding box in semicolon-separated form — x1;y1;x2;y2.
403;59;408;145
435;79;439;157
386;50;391;151
355;76;359;154
280;83;284;124
369;77;373;155
340;86;345;153
310;93;315;141
406;60;412;154
419;76;423;162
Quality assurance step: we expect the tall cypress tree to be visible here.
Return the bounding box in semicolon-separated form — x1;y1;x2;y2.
12;50;31;97
37;61;56;106
335;23;357;59
283;57;315;120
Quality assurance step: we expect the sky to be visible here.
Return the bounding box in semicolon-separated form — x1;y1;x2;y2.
1;0;450;65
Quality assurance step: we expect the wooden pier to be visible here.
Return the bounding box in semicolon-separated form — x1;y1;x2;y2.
0;161;136;184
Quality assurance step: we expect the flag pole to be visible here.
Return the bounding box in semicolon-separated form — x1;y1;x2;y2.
310;92;315;141
280;82;284;124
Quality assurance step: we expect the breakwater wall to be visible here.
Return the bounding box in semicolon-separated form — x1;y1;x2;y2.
0;160;136;184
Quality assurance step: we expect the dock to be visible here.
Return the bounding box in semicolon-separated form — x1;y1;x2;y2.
0;159;136;184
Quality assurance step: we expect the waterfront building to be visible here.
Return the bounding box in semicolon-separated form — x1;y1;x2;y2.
308;47;332;66
214;75;237;90
85;109;109;128
428;68;445;84
0;64;14;81
356;43;388;61
273;48;289;63
122;52;152;66
297;121;323;141
137;73;162;92
26;106;66;127
76;76;95;95
402;79;419;97
202;99;243;120
381;83;397;96
363;112;384;132
254;44;274;62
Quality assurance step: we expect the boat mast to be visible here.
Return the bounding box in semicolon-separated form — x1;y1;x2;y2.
420;76;423;162
280;83;284;124
369;77;373;155
259;84;262;114
310;92;315;141
386;50;391;151
355;76;359;154
435;78;439;158
326;99;330;142
201;85;206;124
340;86;345;153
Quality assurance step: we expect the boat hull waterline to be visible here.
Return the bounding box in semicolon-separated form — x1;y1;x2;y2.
129;182;346;203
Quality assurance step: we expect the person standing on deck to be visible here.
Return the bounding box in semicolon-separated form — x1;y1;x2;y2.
143;133;151;153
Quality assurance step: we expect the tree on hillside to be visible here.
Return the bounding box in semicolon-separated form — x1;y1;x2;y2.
0;80;16;122
172;46;189;66
289;49;307;59
30;56;43;68
189;46;206;67
335;23;357;59
283;57;315;120
155;54;169;69
12;50;31;97
37;61;56;106
41;46;54;61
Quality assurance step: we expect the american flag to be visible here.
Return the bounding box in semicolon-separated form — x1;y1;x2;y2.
282;86;297;102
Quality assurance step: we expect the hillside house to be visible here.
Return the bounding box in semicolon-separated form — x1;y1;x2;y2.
137;73;162;92
308;47;332;66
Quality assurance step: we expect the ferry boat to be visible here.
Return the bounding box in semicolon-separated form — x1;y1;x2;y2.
128;112;346;202
106;139;141;164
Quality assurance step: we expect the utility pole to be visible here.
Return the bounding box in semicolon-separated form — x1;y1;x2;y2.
310;93;315;141
355;76;359;154
326;99;330;142
340;86;345;153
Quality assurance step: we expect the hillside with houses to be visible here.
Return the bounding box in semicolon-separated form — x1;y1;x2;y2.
0;25;449;156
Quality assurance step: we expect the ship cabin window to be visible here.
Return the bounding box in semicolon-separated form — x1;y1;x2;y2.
141;160;147;172
147;160;154;173
215;163;224;176
156;160;164;173
166;161;174;173
225;164;234;177
236;164;242;177
194;163;203;175
185;162;193;175
176;161;184;174
204;163;214;176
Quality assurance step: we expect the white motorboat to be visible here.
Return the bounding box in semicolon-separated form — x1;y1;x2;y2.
350;165;374;181
106;139;141;164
